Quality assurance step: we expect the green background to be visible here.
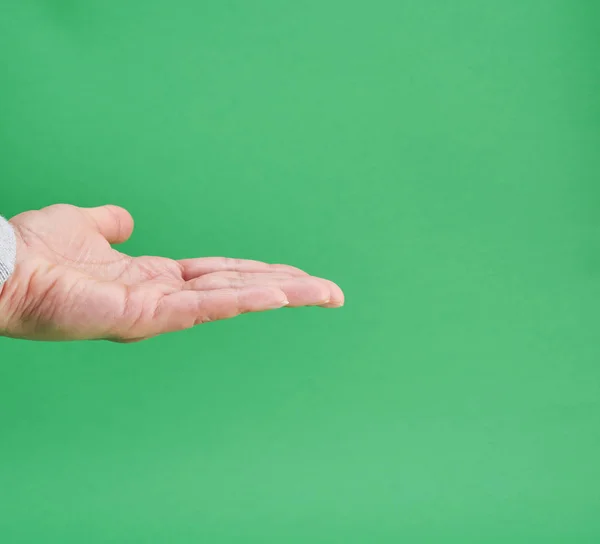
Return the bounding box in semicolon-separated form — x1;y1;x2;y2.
1;0;600;542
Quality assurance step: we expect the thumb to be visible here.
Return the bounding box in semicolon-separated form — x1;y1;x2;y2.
84;205;134;244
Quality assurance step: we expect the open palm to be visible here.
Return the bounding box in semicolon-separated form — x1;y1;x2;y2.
0;205;343;341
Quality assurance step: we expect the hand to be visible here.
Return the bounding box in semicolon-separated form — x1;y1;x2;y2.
0;204;344;341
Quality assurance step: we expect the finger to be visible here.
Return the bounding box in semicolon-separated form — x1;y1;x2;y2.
314;278;345;308
110;337;149;344
273;277;337;308
84;205;134;244
178;257;309;281
185;271;301;291
142;286;289;335
186;273;344;308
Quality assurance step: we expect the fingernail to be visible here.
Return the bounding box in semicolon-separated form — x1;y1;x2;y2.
321;300;344;308
282;299;290;306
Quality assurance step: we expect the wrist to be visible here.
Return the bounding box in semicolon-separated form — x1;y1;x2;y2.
0;217;17;336
0;216;16;285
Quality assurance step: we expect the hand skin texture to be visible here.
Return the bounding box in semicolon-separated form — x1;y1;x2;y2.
0;205;344;342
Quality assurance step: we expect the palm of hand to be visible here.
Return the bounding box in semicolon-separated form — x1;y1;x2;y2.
0;205;343;341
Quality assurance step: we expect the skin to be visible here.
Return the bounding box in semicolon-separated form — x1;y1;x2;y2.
0;204;344;342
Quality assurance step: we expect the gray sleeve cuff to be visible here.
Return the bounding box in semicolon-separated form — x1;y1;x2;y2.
0;216;16;285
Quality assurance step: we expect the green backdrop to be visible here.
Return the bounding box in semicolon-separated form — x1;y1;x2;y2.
1;1;600;542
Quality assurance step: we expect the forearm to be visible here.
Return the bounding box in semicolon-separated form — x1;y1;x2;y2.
0;216;16;286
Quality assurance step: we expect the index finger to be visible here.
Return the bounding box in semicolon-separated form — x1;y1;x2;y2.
178;257;309;281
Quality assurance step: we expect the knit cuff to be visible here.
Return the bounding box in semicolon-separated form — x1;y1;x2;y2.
0;216;16;285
